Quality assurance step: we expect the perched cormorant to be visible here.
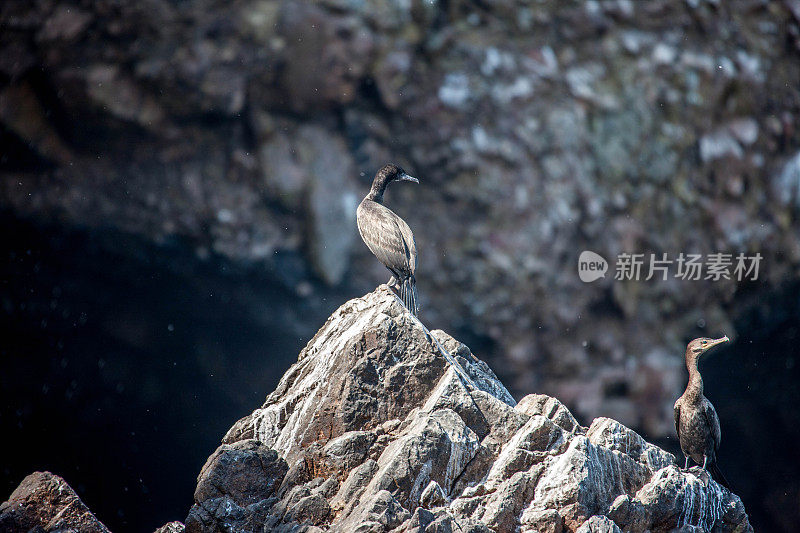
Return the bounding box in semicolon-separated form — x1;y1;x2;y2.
357;164;419;316
673;335;730;488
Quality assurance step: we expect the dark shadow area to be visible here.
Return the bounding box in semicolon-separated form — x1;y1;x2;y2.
0;214;346;532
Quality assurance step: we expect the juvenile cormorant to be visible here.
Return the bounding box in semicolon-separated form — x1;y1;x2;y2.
673;335;730;488
357;164;419;316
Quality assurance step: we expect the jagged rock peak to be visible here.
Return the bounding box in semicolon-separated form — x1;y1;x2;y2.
0;471;109;533
186;286;753;533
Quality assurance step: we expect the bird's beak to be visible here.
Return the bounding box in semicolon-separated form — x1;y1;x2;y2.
399;173;419;184
707;335;730;349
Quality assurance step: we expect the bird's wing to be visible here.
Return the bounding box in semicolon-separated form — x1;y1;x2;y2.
673;399;681;437
702;399;722;452
357;201;415;275
394;215;417;274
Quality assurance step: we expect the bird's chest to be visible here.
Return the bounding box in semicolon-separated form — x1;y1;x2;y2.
679;407;711;453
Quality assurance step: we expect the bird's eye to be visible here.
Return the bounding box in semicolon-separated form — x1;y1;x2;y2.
701;341;707;346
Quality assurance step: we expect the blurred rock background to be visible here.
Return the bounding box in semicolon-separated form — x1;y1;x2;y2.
1;0;799;531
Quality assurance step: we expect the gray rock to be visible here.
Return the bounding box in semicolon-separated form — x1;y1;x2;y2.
392;507;491;533
322;431;378;473
222;286;512;466
516;393;582;434
472;470;537;531
576;515;622;533
775;151;800;209
420;480;448;509
39;5;92;42
362;408;480;508
284;493;330;526
484;415;567;485
341;489;411;532
192;440;287;506
607;494;648;532
609;465;748;533
301;125;359;285
313;477;340;500
520;507;563;533
527;435;651;529
154;521;186;533
727;118;759;146
185;440;287;533
254;122;358;285
197;289;752;532
699;131;744;163
587;417;675;471
394;507;435;531
330;459;379;514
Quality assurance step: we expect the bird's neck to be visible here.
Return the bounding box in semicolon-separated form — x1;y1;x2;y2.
365;187;385;203
366;178;389;203
684;351;704;403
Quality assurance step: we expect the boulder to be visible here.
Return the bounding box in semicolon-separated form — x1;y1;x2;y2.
0;471;109;532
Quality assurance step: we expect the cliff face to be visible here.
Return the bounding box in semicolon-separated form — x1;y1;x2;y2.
0;287;754;531
185;287;751;533
2;0;800;440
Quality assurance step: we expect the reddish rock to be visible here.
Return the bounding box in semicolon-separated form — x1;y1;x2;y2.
0;471;109;533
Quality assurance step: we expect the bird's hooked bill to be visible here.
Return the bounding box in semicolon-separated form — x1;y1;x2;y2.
709;335;730;348
399;172;419;183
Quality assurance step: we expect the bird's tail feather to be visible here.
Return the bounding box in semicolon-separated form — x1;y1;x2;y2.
401;276;418;317
709;462;731;490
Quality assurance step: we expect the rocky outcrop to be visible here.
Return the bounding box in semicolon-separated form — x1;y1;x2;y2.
185;287;752;532
0;287;754;531
0;471;109;533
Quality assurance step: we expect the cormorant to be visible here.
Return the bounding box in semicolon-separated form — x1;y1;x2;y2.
357;164;419;316
673;335;730;489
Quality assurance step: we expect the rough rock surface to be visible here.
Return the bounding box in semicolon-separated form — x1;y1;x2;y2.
0;471;109;532
185;287;752;532
155;522;187;533
2;0;800;443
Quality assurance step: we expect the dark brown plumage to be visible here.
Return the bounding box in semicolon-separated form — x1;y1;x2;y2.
673;335;730;488
357;164;419;316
